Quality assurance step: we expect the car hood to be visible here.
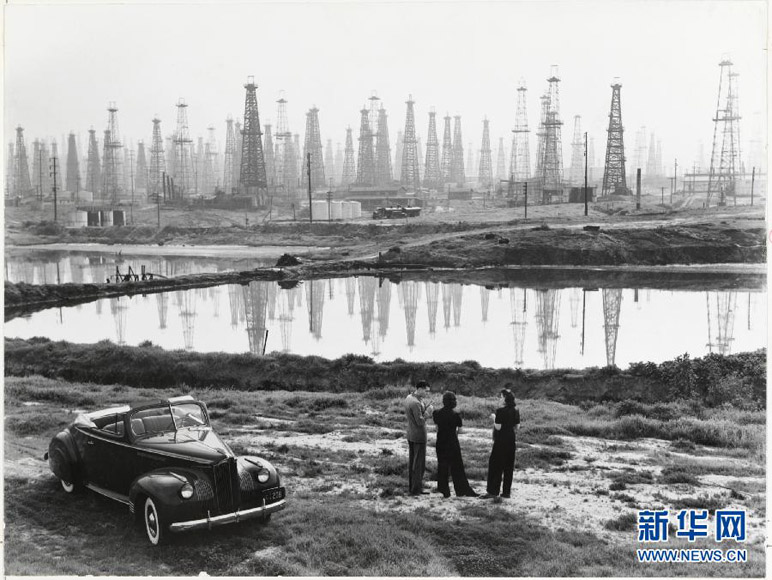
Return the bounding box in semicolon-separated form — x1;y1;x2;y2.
135;428;231;463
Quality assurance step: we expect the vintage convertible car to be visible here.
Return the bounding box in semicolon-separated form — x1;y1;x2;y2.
45;395;286;545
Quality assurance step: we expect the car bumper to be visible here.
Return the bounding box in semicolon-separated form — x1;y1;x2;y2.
169;498;286;533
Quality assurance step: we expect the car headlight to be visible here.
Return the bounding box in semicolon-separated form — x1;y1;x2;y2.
257;470;270;483
179;482;194;499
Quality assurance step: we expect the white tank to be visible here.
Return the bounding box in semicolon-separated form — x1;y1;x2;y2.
330;201;343;220
100;211;113;226
73;211;88;227
350;200;362;218
341;201;352;219
311;200;328;221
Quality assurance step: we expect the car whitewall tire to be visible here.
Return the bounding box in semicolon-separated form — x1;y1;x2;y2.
60;479;75;493
144;496;165;546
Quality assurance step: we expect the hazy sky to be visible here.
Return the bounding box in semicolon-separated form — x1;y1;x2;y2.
4;0;768;172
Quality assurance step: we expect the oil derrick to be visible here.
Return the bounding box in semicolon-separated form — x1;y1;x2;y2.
306;279;326;340
450;116;465;186
509;288;527;366
416;137;424;181
222;116;236;193
228;283;245;328
65;133;80;193
602;289;623;367
325;139;335;186
478;118;493;188
569;288;581;328
423;110;441;189
511;80;531;181
135;141;148;192
243;281;269;355
425;281;439;336
341;127;357;187
165;136;175;182
401;281;421;348
706;291;737;355
110;297;129;345
601;83;628;197
345;276;357;316
375;107;393;186
301;106;325;190
707;60;741;206
205;125;219;193
441;283;452;329
14;127;32;197
440;115;453;184
334;142;344;185
451;284;464;327
480;287;490;323
358;276;377;344
173;98;193;197
6;142;15;198
194;137;205;193
588;137;596;183
176;290;198;350
123;145;133;194
495;137;507;182
541;68;564;203
535;94;549;182
400;96;420;190
275;97;297;196
233;120;243;191
568;116;584;185
148;119;165;199
466;143;474;183
356;108;376;186
535;289;561;370
102;103;123;202
262;123;276;188
86;130;102;195
156;292;169;330
646;132;658;177
394;130;404;178
239;78;268;203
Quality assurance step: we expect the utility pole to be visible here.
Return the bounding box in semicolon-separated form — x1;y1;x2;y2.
307;152;313;223
661;186;664;205
524;181;528;219
671;158;677;204
750;166;755;205
50;156;58;222
584;131;588;216
636;168;641;210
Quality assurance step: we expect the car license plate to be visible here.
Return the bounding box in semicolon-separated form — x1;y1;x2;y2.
263;487;285;502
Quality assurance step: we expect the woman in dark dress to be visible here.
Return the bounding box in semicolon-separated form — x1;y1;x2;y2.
482;388;520;499
432;391;478;498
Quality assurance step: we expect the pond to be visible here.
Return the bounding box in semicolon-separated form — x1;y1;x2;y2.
4;276;765;370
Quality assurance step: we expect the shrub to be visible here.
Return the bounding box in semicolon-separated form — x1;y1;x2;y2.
604;512;637;531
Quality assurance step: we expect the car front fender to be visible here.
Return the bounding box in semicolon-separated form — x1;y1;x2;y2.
129;467;207;515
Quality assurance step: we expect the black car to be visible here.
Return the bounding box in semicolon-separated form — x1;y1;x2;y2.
45;395;286;545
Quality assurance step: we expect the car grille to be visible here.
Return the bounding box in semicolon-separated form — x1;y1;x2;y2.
212;457;240;514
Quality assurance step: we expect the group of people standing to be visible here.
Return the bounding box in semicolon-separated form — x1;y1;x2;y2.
404;380;520;499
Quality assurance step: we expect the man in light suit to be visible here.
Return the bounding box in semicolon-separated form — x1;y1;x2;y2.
404;380;434;495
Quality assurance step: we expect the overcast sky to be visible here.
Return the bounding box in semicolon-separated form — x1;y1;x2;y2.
4;0;767;173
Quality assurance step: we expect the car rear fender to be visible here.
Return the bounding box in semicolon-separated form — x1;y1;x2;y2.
129;468;206;516
46;430;80;482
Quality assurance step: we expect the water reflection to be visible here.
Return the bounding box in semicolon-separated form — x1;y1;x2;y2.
5;279;766;370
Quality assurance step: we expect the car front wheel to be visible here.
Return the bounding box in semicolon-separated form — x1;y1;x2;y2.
60;478;77;493
143;496;166;546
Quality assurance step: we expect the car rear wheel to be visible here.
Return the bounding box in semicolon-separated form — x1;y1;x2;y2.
143;496;166;546
60;478;77;493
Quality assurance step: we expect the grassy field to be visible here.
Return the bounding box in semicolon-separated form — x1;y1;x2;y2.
4;375;765;576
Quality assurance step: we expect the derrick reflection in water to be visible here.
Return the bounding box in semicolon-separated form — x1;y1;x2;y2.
706;291;737;355
244;281;269;355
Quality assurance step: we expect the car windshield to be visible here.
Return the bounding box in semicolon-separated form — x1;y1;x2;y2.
129;402;208;438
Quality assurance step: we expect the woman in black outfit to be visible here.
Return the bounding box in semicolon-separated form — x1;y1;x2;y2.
432;391;478;498
482;388;520;499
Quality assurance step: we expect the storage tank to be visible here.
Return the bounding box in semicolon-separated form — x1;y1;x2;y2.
330;201;343;220
99;211;113;226
350;201;362;218
113;210;126;226
73;211;88;227
311;200;328;221
341;201;353;219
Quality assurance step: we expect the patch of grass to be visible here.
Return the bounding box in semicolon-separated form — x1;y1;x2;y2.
374;456;408;477
604;511;637;531
5;415;68;436
517;445;573;469
660;465;700;485
671;493;728;513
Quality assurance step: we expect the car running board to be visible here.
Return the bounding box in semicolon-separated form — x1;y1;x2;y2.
85;483;131;506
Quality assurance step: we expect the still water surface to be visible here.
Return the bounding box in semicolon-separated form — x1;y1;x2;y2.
5;277;765;370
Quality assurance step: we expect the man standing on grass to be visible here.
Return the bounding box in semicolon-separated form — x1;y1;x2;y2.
404;380;434;495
